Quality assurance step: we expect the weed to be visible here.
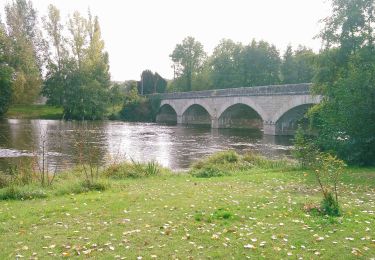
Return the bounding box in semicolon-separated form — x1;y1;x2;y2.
0;186;47;200
190;165;228;178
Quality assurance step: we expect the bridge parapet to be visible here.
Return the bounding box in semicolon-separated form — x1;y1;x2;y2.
160;83;312;100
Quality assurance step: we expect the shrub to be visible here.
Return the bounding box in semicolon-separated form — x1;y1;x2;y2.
191;150;239;170
242;152;290;169
0;186;47;200
80;180;108;192
321;192;341;216
190;165;228;178
103;160;162;179
293;126;319;168
312;152;346;216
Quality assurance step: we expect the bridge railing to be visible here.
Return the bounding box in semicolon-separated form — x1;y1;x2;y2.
156;83;312;100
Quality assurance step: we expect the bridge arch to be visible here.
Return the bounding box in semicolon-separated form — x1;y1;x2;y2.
182;104;212;126
216;98;267;121
271;95;321;123
271;95;321;135
218;103;263;129
156;104;178;124
180;99;215;118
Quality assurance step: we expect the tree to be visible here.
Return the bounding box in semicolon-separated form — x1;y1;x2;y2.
68;11;87;70
170;36;206;91
210;39;243;88
42;9;111;120
240;39;281;86
138;70;167;94
5;0;43;104
0;20;13;116
281;45;315;84
42;4;69;106
311;0;375;165
62;12;110;120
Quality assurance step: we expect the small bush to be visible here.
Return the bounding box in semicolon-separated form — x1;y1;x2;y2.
242;152;290;169
212;208;233;220
190;165;228;178
80;180;108;192
0;186;47;200
103;160;162;179
191;150;240;170
321;192;341;216
293;126;319;169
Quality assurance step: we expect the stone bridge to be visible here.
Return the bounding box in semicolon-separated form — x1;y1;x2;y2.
156;83;321;135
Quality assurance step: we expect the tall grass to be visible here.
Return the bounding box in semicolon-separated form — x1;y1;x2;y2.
190;150;294;178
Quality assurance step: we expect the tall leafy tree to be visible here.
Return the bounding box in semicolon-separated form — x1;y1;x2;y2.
5;0;43;104
240;39;281;86
0;19;13;116
311;0;375;165
42;4;69;106
281;45;315;84
138;70;167;94
68;11;87;70
210;39;243;88
170;36;206;91
62;11;110;120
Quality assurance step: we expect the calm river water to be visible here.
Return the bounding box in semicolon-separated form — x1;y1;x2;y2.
0;119;293;172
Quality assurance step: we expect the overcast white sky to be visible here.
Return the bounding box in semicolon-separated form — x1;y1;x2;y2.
0;0;331;81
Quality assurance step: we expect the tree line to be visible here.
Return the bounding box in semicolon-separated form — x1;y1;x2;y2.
168;37;316;92
0;0;116;119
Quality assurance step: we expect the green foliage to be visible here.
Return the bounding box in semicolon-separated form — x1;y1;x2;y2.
170;36;207;91
4;0;43;104
293;126;319;168
0;185;47;200
312;0;375;166
209;39;243;89
190;150;292;178
0;20;12;116
281;45;315;84
42;7;111;120
242;151;291;169
190;165;227;178
203;150;239;164
169;38;296;92
138;70;167;94
0;63;13;117
321;192;341;216
212;208;233;220
241;39;281;86
79;179;108;192
103;160;162;179
120;93;161;122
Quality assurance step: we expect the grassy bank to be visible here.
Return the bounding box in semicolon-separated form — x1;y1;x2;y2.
0;153;374;259
5;105;63;119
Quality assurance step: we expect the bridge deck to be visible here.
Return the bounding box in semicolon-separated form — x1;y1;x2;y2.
159;83;312;100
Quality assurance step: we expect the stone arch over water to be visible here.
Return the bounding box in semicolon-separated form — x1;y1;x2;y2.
218;103;263;130
182;104;211;126
156;104;177;124
275;103;314;135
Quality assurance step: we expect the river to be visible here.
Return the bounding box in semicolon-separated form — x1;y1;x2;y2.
0;119;294;172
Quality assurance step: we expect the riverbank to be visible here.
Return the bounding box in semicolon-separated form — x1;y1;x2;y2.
5;105;63;119
0;153;374;259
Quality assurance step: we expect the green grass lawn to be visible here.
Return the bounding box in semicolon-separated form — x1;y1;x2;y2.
0;166;374;259
6;105;63;119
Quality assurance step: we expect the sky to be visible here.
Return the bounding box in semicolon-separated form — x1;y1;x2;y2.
0;0;332;81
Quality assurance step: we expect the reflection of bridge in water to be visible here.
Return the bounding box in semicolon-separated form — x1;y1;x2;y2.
156;83;321;136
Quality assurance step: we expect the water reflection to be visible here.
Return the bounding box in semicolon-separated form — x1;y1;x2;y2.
0;119;294;172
